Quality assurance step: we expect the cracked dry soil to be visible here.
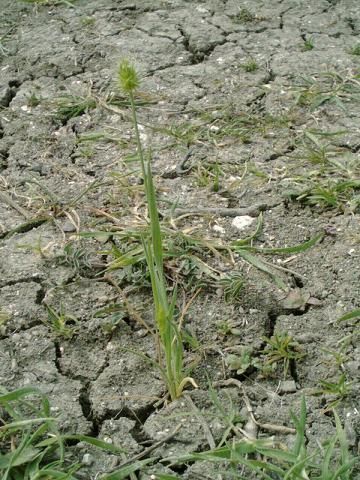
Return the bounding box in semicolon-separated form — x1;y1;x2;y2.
0;0;360;478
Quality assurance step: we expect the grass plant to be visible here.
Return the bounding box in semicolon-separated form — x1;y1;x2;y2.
261;332;305;379
302;36;314;51
316;374;353;411
218;272;244;303
241;58;259;72
43;303;78;338
234;8;256;23
54;94;97;124
349;44;360;56
117;60;197;400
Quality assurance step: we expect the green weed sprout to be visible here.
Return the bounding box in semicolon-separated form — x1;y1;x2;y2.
262;332;305;379
117;60;197;400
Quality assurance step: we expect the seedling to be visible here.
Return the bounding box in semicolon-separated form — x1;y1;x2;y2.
0;26;15;57
117;60;197;400
337;308;360;324
320;346;349;370
349;43;360;55
59;242;92;274
94;303;127;335
218;272;244;303
43;303;78;338
54;94;96;123
234;7;256;23
81;16;96;27
316;374;353;411
285;179;360;212
241;58;259;72
216;316;245;337
225;347;261;374
0;308;11;331
194;161;223;191
302;36;314;51
26;92;41;107
261;332;305;378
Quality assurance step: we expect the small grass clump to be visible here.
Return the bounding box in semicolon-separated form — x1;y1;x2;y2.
43;303;78;338
241;58;259;72
218;272;244;303
349;43;360;56
261;332;305;378
234;7;256;23
316;373;353;411
302;36;314;51
54;94;97;124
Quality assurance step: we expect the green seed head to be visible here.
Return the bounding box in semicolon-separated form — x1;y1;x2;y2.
118;60;140;93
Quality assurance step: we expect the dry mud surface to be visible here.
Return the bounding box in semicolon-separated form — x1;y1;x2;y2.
0;0;360;478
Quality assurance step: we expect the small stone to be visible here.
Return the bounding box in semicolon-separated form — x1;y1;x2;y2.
213;224;225;234
82;453;94;465
279;380;297;394
62;221;76;233
231;215;254;230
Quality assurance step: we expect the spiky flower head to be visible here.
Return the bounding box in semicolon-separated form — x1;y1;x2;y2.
118;60;140;93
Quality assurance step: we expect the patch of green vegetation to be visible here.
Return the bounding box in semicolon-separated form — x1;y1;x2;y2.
56;241;92;274
293;70;360;111
156;108;295;147
19;0;76;6
284;179;360;212
349;43;360;55
241;58;259;72
85;217;323;294
208;383;245;446
0;26;15;57
193;161;223;191
54;94;97;123
94;303;127;335
261;332;305;378
24;175;102;221
43;303;78;338
164;398;359;480
26;92;41;108
81;16;95;27
218;272;244;303
338;308;360;324
234;7;256;23
284;129;360;212
225;346;261;374
316;374;353;411
0;386;152;479
0;308;12;328
302;36;314;51
77;146;94;159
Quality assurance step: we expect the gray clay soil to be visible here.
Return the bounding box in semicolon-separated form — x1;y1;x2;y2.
0;0;360;478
